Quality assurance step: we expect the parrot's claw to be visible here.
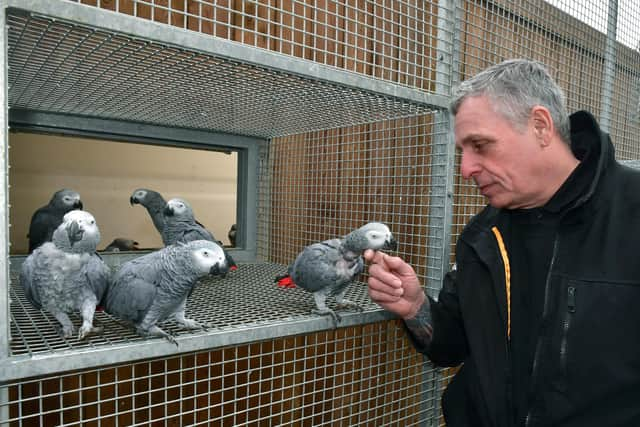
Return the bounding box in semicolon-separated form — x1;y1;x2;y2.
335;300;364;312
78;324;103;340
177;318;207;330
312;308;341;327
60;325;75;339
165;334;179;347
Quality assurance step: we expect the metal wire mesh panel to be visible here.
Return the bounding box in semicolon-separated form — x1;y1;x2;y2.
452;0;640;250
261;112;449;297
6;10;432;139
66;0;450;94
1;321;444;426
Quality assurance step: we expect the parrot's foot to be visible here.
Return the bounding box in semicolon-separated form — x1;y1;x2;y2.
177;318;209;330
140;325;179;347
78;324;103;340
335;299;364;312
60;324;75;339
312;308;341;326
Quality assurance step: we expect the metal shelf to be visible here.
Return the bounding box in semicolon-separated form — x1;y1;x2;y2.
3;260;394;382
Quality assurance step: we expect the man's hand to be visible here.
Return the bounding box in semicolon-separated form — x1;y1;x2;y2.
364;249;426;319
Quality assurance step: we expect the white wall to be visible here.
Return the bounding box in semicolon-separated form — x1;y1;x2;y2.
9;132;237;254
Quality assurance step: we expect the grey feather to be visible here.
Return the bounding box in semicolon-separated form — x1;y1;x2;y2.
104;240;230;345
285;222;397;325
20;210;111;339
27;189;83;253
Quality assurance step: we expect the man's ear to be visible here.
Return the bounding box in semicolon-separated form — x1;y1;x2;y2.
531;106;554;147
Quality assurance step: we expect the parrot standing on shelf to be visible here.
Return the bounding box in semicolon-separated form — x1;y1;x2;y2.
21;210;111;339
104;240;230;345
276;222;397;325
27;189;83;253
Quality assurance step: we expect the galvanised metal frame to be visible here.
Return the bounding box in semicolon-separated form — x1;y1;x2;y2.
0;0;450;384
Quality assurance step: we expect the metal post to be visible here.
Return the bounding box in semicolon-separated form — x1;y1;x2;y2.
600;0;618;132
425;0;462;424
0;2;9;425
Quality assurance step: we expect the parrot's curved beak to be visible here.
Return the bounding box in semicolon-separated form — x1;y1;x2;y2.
210;262;230;277
74;200;83;210
130;196;138;206
67;221;84;246
163;206;174;216
384;237;398;251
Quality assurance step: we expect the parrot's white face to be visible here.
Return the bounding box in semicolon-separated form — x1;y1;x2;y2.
190;245;226;274
58;191;82;208
133;190;147;201
64;211;99;237
166;198;189;216
365;226;393;249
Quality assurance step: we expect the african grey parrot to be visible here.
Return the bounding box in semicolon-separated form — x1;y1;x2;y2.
276;222;397;325
104;240;230;345
27;189;83;253
20;210;111;339
130;188;166;238
228;223;237;247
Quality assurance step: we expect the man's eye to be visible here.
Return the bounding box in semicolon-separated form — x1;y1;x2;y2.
472;141;487;152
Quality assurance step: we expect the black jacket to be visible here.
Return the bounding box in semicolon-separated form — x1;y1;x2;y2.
417;111;640;427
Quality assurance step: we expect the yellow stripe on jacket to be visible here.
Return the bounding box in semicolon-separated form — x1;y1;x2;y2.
491;226;511;340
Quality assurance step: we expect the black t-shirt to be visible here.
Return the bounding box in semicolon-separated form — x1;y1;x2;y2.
508;148;595;425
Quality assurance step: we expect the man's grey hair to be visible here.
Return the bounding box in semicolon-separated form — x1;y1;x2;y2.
450;59;571;144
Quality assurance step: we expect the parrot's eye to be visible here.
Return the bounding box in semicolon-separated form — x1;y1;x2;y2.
203;251;209;256
90;220;95;225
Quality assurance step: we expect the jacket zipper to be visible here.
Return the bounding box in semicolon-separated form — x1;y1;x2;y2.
524;236;560;427
559;285;576;379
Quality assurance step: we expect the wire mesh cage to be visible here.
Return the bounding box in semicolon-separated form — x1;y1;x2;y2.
0;0;638;425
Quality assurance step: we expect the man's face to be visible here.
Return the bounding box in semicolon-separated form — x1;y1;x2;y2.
454;96;549;209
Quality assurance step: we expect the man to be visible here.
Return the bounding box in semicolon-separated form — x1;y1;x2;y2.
366;59;640;426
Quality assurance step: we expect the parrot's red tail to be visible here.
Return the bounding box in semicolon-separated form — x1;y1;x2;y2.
274;273;296;288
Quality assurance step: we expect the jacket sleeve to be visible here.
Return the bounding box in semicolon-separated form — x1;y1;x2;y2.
404;268;469;367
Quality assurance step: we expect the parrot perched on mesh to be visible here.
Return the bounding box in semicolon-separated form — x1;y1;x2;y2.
21;210;111;339
130;188;167;238
276;222;397;325
27;189;83;253
104;240;230;345
161;198;237;270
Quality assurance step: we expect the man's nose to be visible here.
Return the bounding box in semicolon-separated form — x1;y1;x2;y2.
459;151;481;179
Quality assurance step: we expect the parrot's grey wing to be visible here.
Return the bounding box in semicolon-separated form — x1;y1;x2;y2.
84;254;112;305
20;255;41;309
290;243;340;292
105;276;157;324
183;226;216;243
28;208;57;252
121;251;164;282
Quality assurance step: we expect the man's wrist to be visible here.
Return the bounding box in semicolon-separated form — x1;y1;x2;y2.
402;291;426;321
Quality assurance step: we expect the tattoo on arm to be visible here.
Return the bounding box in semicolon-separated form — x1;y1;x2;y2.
404;300;434;347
